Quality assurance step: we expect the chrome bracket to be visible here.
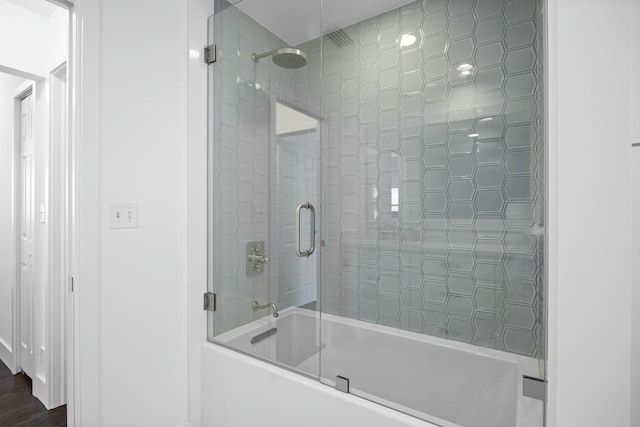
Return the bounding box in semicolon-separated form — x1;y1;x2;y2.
204;44;217;64
336;376;349;393
203;292;217;312
523;376;547;402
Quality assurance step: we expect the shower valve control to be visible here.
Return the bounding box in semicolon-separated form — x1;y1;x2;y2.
246;241;268;276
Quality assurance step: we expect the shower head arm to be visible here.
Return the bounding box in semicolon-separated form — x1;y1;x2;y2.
251;49;278;63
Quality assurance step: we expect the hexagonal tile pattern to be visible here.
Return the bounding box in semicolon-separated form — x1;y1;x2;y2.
447;226;475;248
448;133;475;154
504;47;536;73
475;0;505;20
449;14;475;40
447;249;475;272
447;179;475;201
424;33;448;58
399;309;423;332
423;79;448;101
475;16;505;44
474;287;505;311
475;141;505;164
474;238;505;263
504;304;536;329
504;328;536;355
211;0;544;358
422;303;447;325
447;295;474;318
378;295;401;316
424;56;449;80
448;0;475;17
474;190;505;213
475;42;505;68
475;67;505;92
448;155;475;178
400;288;424;310
424;10;448;36
447;318;474;342
475;165;506;188
505;0;536;24
400;8;423;31
447;38;475;62
505;21;536;49
448;272;476;295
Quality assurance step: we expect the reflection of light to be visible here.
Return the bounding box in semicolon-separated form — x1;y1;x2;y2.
468;133;479;138
391;188;399;212
479;117;493;122
189;49;200;59
255;83;262;90
400;34;417;47
456;63;474;78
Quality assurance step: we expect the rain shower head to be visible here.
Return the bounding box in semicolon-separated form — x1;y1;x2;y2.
251;48;307;69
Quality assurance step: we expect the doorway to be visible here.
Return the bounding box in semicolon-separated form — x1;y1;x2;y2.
0;0;72;421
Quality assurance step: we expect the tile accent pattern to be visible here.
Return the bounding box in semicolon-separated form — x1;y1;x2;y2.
319;0;544;357
209;0;544;358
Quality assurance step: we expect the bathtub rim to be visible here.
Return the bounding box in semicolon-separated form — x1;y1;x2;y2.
213;306;540;378
209;307;543;427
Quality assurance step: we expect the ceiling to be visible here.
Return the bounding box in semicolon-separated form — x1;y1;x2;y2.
229;0;415;46
3;0;58;17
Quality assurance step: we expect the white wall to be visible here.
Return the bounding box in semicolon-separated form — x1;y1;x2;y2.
631;1;640;425
632;149;640;427
547;1;632;426
74;0;191;425
0;73;27;370
0;0;47;78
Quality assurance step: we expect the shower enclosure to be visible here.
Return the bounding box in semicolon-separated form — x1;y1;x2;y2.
207;0;545;425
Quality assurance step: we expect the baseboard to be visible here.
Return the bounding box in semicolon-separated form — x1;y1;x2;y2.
0;337;16;373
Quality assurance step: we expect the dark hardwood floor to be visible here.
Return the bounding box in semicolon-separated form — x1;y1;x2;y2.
0;359;66;426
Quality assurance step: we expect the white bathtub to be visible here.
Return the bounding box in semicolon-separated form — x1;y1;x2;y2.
202;307;543;427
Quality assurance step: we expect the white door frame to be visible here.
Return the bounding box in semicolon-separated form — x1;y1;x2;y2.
48;2;77;424
48;61;69;410
2;0;76;419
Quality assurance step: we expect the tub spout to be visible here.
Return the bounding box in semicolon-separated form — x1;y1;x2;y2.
252;301;279;318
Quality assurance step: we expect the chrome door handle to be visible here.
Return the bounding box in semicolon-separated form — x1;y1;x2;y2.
295;202;315;257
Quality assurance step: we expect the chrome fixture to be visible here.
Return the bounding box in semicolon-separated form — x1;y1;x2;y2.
246;241;268;276
251;48;307;69
295;202;316;257
336;376;350;393
252;301;279;318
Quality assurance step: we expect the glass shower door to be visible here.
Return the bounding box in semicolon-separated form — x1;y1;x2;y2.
207;3;322;378
316;1;545;426
207;0;546;425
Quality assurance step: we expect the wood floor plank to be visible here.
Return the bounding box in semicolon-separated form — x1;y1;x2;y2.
0;359;67;426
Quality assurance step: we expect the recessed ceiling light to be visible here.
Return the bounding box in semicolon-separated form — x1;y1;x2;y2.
456;63;473;72
400;34;417;47
468;133;479;138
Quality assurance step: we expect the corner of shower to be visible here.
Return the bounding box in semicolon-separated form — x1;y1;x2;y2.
205;1;548;426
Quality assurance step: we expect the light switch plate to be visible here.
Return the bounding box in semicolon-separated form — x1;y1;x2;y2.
108;202;139;229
